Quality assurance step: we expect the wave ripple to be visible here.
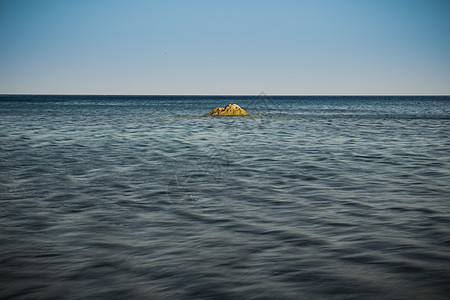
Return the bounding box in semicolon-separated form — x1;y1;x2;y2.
1;95;450;299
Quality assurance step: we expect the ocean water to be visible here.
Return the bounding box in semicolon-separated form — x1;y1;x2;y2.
1;95;450;299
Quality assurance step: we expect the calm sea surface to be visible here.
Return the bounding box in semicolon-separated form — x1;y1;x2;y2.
1;95;450;299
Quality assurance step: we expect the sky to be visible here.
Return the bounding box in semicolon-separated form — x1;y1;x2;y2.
0;0;449;95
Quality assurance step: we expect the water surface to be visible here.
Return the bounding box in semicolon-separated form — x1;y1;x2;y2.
1;95;450;299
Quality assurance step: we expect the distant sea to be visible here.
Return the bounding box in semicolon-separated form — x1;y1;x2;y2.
1;95;450;299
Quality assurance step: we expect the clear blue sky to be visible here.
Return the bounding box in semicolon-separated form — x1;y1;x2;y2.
1;0;449;95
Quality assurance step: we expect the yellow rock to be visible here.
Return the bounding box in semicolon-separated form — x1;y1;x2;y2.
205;104;249;116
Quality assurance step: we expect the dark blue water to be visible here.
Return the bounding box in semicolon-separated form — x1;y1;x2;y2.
1;95;450;299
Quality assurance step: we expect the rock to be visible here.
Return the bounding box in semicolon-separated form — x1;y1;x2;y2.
205;104;249;116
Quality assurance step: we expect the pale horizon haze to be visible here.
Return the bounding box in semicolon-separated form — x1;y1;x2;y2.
1;0;449;95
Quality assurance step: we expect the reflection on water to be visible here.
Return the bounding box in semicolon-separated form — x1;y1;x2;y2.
1;95;450;299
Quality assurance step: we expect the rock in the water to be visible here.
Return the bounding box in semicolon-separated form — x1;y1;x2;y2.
205;104;249;116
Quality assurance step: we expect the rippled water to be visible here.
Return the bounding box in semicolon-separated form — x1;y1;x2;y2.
1;95;450;299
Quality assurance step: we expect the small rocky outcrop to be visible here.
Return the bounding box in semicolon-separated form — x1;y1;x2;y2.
205;104;249;116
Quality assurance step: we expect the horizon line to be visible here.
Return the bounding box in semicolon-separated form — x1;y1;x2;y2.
1;93;450;97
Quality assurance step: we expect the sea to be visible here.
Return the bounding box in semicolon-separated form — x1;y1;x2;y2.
1;94;449;299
